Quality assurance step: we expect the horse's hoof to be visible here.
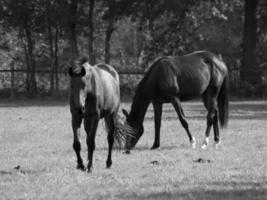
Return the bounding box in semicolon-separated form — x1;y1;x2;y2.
214;141;221;149
87;168;92;173
201;144;207;149
106;162;112;169
77;164;85;171
150;144;160;150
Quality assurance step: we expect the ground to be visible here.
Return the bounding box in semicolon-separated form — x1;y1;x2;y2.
0;100;266;200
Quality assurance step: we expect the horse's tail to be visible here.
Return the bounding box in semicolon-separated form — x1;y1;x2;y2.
217;71;229;128
104;114;135;148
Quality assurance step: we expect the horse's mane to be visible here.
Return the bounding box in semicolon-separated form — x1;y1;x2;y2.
129;57;167;121
77;56;89;65
136;57;166;91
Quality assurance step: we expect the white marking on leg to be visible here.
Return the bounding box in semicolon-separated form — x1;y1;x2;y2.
201;137;209;149
191;137;196;149
214;140;221;149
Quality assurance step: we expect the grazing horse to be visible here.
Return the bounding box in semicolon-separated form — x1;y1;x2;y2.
69;58;132;172
122;50;229;151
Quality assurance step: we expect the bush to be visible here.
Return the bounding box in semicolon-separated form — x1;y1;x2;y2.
229;80;267;98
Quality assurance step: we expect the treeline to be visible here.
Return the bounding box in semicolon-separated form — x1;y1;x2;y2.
0;0;267;97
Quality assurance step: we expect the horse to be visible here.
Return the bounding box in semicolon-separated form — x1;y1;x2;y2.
68;58;133;172
122;50;229;152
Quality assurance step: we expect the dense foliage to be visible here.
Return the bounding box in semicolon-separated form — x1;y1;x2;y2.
0;0;267;97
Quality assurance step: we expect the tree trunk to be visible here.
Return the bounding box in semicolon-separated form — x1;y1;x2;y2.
54;25;59;92
68;0;79;59
88;0;95;64
104;18;114;64
10;61;15;99
21;37;30;92
241;0;259;85
25;27;37;96
136;18;145;67
144;17;155;66
20;1;36;95
144;2;156;64
47;1;54;95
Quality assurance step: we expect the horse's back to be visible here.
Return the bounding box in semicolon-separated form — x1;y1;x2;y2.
93;64;120;116
142;51;227;101
181;51;227;73
95;63;119;82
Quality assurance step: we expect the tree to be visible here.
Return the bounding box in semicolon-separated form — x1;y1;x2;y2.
106;0;195;63
88;0;96;64
1;0;45;95
46;0;55;94
241;0;259;85
44;0;63;93
102;0;116;64
67;0;79;59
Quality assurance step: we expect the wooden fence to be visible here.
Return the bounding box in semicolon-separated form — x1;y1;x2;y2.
0;68;145;98
0;67;265;98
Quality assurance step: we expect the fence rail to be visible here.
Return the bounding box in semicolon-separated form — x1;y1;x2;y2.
0;68;146;98
0;69;145;75
0;67;266;98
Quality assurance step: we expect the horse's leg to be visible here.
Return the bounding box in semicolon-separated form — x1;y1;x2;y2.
202;97;217;149
72;114;85;170
105;114;115;168
171;97;196;148
151;101;162;149
84;116;99;173
213;109;221;148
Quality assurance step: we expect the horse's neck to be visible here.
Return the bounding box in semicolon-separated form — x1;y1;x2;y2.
130;87;151;126
129;67;157;125
85;68;98;96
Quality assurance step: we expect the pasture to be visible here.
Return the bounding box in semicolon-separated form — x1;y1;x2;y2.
0;100;266;200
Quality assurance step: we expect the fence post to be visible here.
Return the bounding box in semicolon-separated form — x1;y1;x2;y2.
10;62;15;99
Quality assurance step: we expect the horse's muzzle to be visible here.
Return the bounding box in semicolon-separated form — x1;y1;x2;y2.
77;106;85;117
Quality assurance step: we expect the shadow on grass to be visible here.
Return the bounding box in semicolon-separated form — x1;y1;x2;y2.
144;115;267;121
1;100;267;120
0;166;46;175
98;145;177;152
0;99;68;107
144;101;267;121
119;188;267;200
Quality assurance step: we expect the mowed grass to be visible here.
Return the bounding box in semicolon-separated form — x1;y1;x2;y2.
0;100;266;200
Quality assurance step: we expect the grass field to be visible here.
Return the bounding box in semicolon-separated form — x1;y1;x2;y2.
0;100;266;200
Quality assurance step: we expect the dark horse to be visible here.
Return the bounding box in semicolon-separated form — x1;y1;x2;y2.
122;50;229;151
69;58;132;172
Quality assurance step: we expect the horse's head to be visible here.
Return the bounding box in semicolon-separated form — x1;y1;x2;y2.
68;61;86;77
122;108;144;150
68;59;90;111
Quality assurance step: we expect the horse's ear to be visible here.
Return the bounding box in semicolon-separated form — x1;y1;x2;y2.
122;108;129;118
80;66;86;76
